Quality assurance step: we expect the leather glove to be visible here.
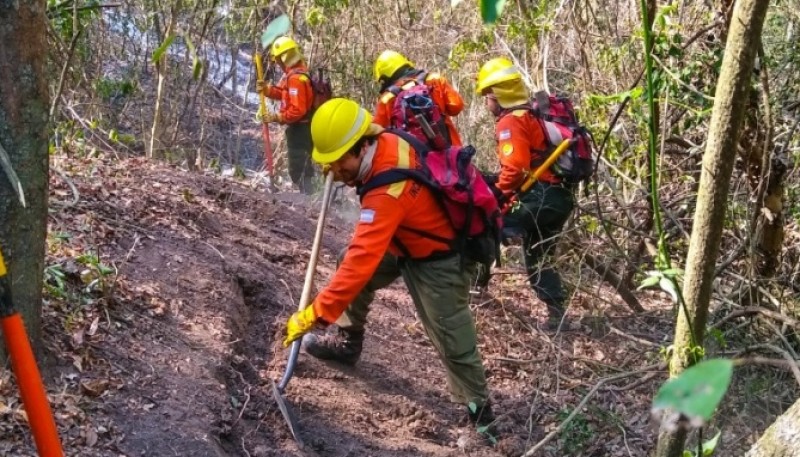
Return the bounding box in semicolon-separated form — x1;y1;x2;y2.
256;80;271;95
283;304;320;347
263;111;282;124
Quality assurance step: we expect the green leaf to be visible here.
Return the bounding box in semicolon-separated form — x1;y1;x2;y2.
152;34;175;63
683;451;694;457
702;431;721;456
652;359;734;425
662;268;684;277
480;0;506;24
637;274;660;290
467;401;478;414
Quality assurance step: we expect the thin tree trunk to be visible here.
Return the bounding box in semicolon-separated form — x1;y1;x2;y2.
0;0;50;356
148;13;176;159
745;397;800;457
654;0;771;455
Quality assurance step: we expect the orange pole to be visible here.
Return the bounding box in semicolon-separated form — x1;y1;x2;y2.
0;249;64;457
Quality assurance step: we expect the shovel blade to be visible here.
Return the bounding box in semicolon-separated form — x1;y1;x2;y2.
270;379;304;447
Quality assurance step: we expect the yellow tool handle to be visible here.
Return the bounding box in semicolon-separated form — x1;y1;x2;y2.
0;248;6;277
254;53;269;120
519;139;572;194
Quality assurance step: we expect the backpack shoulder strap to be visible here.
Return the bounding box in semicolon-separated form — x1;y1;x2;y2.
383;128;432;155
356;129;434;198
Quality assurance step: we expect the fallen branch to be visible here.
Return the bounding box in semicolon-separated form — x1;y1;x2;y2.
522;363;663;456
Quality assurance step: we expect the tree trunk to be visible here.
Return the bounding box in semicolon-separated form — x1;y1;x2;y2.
148;13;175;160
0;0;50;356
746;397;800;457
654;0;771;455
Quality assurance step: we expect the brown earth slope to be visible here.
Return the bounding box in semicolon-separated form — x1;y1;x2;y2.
4;155;768;457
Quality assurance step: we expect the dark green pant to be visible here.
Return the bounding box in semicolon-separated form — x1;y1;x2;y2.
285;122;315;194
504;182;574;314
334;250;489;406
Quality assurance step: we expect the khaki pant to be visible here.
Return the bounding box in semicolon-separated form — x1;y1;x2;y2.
335;250;489;406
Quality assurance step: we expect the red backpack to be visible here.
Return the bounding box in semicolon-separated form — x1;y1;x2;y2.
357;129;502;266
530;91;595;184
288;68;332;113
386;72;450;150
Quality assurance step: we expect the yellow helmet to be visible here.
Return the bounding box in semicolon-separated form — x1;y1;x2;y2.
271;36;299;59
373;50;413;82
311;98;374;164
476;57;522;94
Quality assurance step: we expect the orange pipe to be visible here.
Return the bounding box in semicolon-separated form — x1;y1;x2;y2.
2;314;64;457
0;247;64;457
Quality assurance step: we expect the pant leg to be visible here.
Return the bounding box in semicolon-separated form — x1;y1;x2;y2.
334;248;402;332
285;122;316;194
505;182;574;312
400;254;489;406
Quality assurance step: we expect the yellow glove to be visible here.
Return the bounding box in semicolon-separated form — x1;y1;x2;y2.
256;80;271;96
283;304;319;347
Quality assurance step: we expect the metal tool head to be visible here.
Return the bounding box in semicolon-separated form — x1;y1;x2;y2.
0;142;26;208
270;378;304;448
261;14;291;48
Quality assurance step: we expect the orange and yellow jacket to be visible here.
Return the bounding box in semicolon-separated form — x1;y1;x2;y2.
312;132;454;324
373;72;465;147
263;63;314;124
494;109;560;194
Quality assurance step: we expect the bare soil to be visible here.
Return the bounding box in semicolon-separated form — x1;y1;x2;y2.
0;155;794;456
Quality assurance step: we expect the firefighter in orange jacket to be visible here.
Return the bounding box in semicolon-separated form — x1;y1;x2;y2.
476;57;575;330
282;98;494;428
257;36;316;193
372;50;465;147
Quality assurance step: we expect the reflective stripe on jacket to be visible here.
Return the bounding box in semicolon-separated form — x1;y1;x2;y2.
265;63;314;123
313;133;454;323
494;109;558;193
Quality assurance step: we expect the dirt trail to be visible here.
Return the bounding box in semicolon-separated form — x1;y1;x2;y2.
2;156;687;456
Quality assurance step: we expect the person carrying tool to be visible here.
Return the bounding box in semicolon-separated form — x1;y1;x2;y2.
372;50;465;148
476;57;575;330
257;36;316;193
282;97;495;429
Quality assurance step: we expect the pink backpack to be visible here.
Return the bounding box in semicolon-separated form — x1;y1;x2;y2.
387;72;450;150
357;129;502;266
531;91;595;184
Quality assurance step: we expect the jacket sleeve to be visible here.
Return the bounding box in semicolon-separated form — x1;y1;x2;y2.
495;113;534;193
313;192;405;323
265;84;283;100
372;93;393;127
279;73;312;123
428;73;464;117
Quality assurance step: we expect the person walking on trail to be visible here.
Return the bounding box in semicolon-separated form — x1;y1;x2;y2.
282;97;495;428
372;50;465;147
257;36;316;194
476;57;575;330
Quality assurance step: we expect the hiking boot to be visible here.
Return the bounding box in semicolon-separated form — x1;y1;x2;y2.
303;327;364;366
467;401;495;426
467;401;499;441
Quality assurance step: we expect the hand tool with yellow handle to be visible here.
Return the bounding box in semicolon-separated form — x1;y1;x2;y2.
254;52;275;186
502;138;572;214
271;171;335;447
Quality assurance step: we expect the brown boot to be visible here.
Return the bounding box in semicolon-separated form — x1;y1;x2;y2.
303;327;364;366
